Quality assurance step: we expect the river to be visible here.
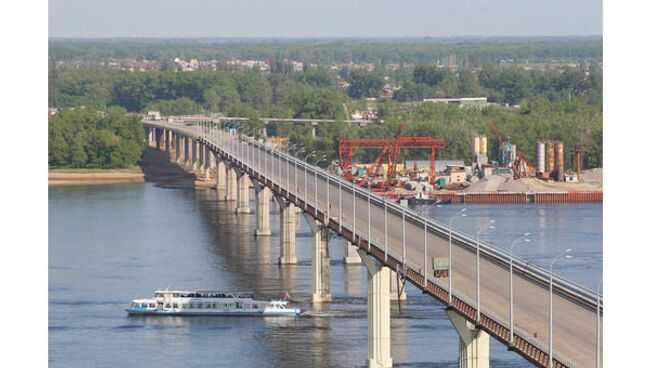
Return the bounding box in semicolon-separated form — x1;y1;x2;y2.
49;181;601;367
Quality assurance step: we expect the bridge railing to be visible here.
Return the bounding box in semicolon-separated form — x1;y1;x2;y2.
199;121;600;305
144;119;601;367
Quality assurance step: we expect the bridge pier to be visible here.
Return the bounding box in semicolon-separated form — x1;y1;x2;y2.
344;240;362;264
358;250;393;368
254;182;271;236
304;215;331;303
165;129;172;157
184;136;191;169
275;195;297;265
236;171;251;214
446;310;490;368
225;165;238;202
147;127;154;147
215;160;227;201
155;128;161;150
175;133;182;164
192;140;200;173
390;270;407;301
198;141;205;177
207;148;216;178
310;123;317;138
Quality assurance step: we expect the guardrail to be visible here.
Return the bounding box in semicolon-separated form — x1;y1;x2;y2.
143;119;602;368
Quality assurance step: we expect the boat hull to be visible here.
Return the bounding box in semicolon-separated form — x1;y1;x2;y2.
125;308;300;317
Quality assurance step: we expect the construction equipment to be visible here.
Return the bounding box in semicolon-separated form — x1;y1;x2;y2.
489;123;514;166
338;124;446;190
511;151;537;179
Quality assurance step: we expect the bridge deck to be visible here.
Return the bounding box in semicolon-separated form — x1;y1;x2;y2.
144;120;601;368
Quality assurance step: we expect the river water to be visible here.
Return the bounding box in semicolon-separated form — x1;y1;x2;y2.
49;182;602;367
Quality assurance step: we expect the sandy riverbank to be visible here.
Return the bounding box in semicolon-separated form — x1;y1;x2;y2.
48;167;145;186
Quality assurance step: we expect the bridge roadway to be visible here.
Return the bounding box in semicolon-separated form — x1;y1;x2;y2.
143;119;602;368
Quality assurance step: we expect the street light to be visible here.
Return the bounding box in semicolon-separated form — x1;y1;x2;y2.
508;232;532;346
304;151;317;210
476;219;495;325
597;279;602;368
548;248;573;368
446;207;468;306
294;147;306;194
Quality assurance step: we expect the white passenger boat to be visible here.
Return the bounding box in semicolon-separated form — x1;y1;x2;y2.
126;290;301;316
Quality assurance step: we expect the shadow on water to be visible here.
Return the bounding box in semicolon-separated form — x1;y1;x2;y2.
139;148;197;189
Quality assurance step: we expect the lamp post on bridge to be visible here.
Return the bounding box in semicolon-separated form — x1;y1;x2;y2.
304;151;317;211
293;147;306;196
508;232;532;346
438;206;467;307
549;248;573;368
597;279;602;368
476;219;495;325
313;155;329;220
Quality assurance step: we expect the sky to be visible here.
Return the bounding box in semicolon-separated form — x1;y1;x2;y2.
49;0;602;38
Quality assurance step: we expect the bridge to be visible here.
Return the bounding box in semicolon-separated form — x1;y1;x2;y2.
142;118;602;368
164;114;377;137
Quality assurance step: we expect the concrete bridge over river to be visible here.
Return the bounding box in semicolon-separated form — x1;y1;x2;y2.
142;116;602;368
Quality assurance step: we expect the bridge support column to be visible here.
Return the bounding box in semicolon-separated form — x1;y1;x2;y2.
147;127;154;147
305;215;331;303
184;136;191;168
311;124;317;138
276;195;297;265
215;160;227;201
192;140;200;173
198;142;205;176
390;270;407;301
155;128;161;150
344;241;362;264
165;129;172;157
236;171;251;214
446;310;490;368
175;133;182;164
225;165;238;202
206;147;215;179
358;250;393;368
254;183;271;236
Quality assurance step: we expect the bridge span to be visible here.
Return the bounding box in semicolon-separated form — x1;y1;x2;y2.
142;118;602;368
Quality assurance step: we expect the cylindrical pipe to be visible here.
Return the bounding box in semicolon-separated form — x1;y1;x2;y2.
536;142;545;174
546;141;555;176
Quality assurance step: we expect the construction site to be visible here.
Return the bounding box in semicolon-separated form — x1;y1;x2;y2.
331;123;602;204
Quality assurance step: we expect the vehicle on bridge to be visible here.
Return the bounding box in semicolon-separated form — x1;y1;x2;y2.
126;290;301;316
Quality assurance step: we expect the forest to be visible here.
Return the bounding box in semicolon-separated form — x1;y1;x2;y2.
49;37;602;66
48;107;145;168
48;39;602;170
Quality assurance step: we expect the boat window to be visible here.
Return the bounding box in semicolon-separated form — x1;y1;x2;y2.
252;304;258;309
236;302;243;309
172;303;178;309
181;304;187;309
165;304;170;308
149;303;155;308
198;303;203;309
189;303;195;309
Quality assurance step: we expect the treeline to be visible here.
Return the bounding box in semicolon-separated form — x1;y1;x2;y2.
48;107;145;168
50;63;602;113
49;37;602;66
392;62;602;104
287;98;602;171
48;55;602;170
50;68;350;120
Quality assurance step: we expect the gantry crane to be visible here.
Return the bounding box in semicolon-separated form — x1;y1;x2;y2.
338;124;446;190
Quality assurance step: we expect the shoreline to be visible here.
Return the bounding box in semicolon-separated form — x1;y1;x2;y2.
48;167;145;186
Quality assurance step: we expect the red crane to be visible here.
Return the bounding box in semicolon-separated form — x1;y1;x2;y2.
338;124;446;190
